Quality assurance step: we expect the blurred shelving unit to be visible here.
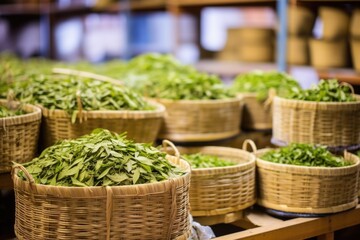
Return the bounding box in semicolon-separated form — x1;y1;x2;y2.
1;0;360;82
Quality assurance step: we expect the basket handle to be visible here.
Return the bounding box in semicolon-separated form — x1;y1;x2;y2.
264;88;276;111
11;163;35;184
242;139;257;153
339;82;355;96
52;67;123;86
162;140;180;162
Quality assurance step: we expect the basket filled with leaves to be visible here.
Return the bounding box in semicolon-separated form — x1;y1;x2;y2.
255;143;360;215
123;54;242;142
164;141;256;224
6;73;165;147
272;79;360;150
0;99;41;173
230;71;300;130
12;129;191;240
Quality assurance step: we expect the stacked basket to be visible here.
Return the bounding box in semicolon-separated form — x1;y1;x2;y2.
350;9;360;72
287;5;315;65
309;7;350;68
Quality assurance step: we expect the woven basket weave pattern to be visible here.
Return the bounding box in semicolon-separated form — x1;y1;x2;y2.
0;100;41;173
157;98;241;142
13;156;191;240
256;150;360;214
272;96;360;147
176;146;256;217
40;101;165;148
240;93;272;130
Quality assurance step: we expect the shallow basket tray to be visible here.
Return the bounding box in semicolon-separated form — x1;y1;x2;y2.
12;154;191;240
272;96;360;149
41;100;165;148
255;149;360;214
165;145;256;218
0;100;42;173
238;93;272;130
155;98;241;142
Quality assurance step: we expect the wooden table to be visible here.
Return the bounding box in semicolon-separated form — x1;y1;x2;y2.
212;205;360;240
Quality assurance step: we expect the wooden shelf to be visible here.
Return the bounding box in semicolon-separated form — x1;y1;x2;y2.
168;0;276;7
0;3;93;15
195;60;277;77
0;1;167;16
317;68;360;86
214;205;360;240
94;0;166;12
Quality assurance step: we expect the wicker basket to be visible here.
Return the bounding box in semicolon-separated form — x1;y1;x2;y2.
40;100;165;148
319;6;350;40
272;95;360;149
238;27;274;43
238;93;272;130
350;9;360;37
156;98;241;142
288;5;315;36
12;153;191;240
165;143;256;219
0;100;41;173
255;149;360;214
309;39;349;68
351;39;360;72
287;36;309;65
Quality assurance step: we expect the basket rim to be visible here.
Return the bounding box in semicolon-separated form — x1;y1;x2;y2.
236;92;259;98
154;97;241;104
274;95;360;106
180;146;255;172
40;99;165;119
12;155;190;197
257;199;358;214
255;148;360;173
0;99;42;125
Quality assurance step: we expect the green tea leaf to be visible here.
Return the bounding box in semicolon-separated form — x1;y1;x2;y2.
133;168;140;184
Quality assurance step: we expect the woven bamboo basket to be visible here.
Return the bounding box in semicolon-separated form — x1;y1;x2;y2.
12;152;191;240
288;5;315;36
309;39;349;68
165;143;256;219
272;95;360;149
238;93;273;130
0;100;41;173
238;27;274;43
40;100;165;148
255;149;360;214
319;6;350;40
287;36;309;65
351;39;360;72
156;98;241;142
350;9;360;37
239;42;274;63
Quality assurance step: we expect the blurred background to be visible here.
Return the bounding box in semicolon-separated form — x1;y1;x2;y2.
1;0;360;89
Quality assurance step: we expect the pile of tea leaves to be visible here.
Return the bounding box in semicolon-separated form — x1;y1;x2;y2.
19;129;185;187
